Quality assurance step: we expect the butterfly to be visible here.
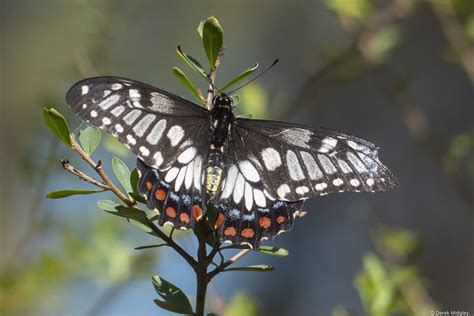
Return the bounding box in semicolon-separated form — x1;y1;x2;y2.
66;76;398;248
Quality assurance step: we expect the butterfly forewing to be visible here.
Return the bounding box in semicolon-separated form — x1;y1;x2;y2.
231;118;398;201
66;76;210;171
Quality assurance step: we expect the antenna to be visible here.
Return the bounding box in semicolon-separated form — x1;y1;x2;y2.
177;46;222;94
226;59;279;94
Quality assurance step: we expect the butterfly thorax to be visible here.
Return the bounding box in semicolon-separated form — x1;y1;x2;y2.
206;95;234;198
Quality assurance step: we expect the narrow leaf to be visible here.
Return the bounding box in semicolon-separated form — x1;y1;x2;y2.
152;275;193;313
46;189;104;199
201;17;224;69
129;192;146;204
78;126;101;155
197;21;204;38
43;108;72;147
153;299;190;314
112;157;132;194
257;246;289;257
97;200;153;233
130;168;140;194
220;63;259;91
224;265;274;272
176;48;207;77
172;67;205;104
135;244;167;250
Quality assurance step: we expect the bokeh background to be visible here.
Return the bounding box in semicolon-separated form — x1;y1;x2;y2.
1;0;473;315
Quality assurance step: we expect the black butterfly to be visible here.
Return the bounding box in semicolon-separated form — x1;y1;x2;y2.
66;76;397;248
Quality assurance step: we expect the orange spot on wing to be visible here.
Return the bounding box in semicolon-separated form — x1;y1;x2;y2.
241;228;255;238
192;205;203;219
258;216;271;229
214;213;224;229
165;207;176;218
224;227;236;237
179;213;190;224
146;181;153;190
276;215;285;224
154;189;166;201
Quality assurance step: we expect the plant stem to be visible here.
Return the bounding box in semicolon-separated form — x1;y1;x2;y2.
195;237;209;316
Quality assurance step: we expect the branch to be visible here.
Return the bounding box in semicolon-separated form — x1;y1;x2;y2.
60;159;110;190
207;249;251;280
70;134;134;207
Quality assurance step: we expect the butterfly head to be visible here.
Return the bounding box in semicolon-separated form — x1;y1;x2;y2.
212;94;233;110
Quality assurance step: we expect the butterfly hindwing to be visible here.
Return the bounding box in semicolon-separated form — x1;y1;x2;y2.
66;76;210;171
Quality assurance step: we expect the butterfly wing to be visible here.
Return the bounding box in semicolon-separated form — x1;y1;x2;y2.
66;76;210;229
213;118;397;247
230;118;398;201
66;76;210;171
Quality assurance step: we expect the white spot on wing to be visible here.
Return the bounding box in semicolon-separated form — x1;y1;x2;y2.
261;147;282;171
153;151;163;167
366;178;374;186
233;173;245;203
175;166;187;191
253;189;266;207
193;155;202;191
338;159;352;173
98;94;120;110
114;124;124;133
350;179;360;187
146;119;167;145
332;178;343;186
81;85;89;95
244;182;253;211
111;83;122;90
90;110;98;118
317;154;337;174
102;117;111;125
177;146;196;164
347;152;368;172
286;150;305;181
129;89;141;98
300;151;323;180
126;134;136;145
315;183;327;191
167;125;184;147
222;165;238;199
277;184;290;199
184;160;194;189
295;186;309;194
123;109;141;125
139;146;150;157
238;160;260;182
111;105;125;117
277;128;312;148
165;167;179;182
133;114;156;137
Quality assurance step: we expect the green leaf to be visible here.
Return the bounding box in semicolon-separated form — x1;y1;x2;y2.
224;265;274;272
257;246;289;257
176;48;207;77
226;293;259;316
130;168;140;194
172;67;205;104
79;126;102;155
97;200;153;233
152;275;193;314
207;314;219;316
197;20;204;38
43;108;72;147
134;244;167;250
201;17;224;69
129;192;147;204
220;63;259;91
46;189;104;199
112;157;132;194
153;299;191;314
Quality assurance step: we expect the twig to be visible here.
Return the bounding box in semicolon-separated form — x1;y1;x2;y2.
60;159;110;190
207;249;251;280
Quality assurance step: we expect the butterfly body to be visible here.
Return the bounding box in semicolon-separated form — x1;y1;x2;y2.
66;76;397;248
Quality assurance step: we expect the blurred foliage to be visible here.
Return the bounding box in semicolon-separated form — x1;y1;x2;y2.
444;131;474;176
223;292;260;316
